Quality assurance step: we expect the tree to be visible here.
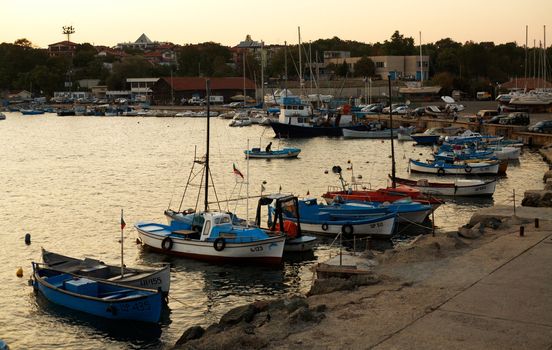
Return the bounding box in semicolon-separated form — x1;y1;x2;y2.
338;60;349;77
353;56;375;77
384;31;416;55
106;56;154;89
14;38;33;48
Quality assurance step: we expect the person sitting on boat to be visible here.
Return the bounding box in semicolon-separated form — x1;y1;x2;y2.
265;142;272;153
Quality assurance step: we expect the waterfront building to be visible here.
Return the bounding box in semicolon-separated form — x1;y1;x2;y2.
127;78;160;102
325;55;430;81
151;77;255;105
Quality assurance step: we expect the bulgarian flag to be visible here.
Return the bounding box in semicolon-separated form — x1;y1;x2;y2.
121;209;126;230
233;163;244;179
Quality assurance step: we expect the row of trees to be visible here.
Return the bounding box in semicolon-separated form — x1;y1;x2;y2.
1;31;550;98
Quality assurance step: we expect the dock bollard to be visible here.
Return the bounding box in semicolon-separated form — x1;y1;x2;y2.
535;218;539;228
519;226;525;237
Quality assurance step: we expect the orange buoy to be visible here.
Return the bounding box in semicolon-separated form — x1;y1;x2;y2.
16;267;23;278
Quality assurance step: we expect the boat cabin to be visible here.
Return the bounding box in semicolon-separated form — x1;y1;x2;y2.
278;96;314;126
200;212;233;241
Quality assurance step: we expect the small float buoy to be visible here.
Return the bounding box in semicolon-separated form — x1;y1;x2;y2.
381;140;385;143
24;233;31;245
419;153;423;156
324;170;329;174
16;267;23;278
357;175;363;179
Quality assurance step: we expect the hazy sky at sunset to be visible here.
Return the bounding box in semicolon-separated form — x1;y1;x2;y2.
2;0;551;48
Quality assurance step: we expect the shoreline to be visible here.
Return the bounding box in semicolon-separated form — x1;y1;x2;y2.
171;208;552;349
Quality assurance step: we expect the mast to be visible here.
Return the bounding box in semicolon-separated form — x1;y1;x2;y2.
525;25;528;91
544;25;547;87
419;31;423;84
243;51;246;106
204;79;211;212
388;77;396;188
284;41;288;97
261;41;265;108
298;27;302;95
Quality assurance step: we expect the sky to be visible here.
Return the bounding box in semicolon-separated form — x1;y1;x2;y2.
2;0;552;48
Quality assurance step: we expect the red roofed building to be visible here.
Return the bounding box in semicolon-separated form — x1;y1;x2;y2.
152;77;256;105
48;40;78;57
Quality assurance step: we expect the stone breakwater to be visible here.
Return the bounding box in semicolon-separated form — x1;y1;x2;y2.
522;144;552;207
172;204;552;349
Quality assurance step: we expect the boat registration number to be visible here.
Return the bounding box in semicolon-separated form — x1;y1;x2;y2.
250;245;263;252
140;277;162;287
120;300;151;312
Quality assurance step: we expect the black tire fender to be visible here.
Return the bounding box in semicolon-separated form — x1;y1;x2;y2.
342;224;354;235
465;165;472;173
437;167;445;175
213;237;226;251
161;237;173;251
321;223;329;231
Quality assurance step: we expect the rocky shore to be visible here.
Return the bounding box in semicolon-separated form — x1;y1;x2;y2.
172;203;552;350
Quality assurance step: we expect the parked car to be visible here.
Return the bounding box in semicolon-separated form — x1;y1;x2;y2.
392;106;410;115
488;114;509;124
499;112;530;126
528;120;552;133
476;91;492;100
383;104;406;114
410;107;426;117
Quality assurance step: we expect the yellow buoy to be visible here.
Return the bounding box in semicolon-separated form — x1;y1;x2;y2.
16;267;23;278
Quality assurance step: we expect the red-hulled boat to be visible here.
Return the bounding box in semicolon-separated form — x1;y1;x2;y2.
321;184;444;209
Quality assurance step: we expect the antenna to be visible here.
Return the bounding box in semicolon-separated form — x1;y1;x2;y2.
62;25;75;42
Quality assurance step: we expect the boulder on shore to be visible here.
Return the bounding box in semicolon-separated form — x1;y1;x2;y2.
522;190;552;207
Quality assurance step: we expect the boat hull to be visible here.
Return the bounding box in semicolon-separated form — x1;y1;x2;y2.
42;249;171;295
285;213;396;237
393;177;496;197
342;128;399;139
410;135;441;145
135;223;286;265
244;148;301;159
270;121;344;138
284;236;318;252
33;266;162;323
409;159;500;175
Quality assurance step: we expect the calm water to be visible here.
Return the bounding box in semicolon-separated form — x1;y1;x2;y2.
0;112;547;349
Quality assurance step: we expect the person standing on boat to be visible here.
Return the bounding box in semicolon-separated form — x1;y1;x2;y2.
265;142;272;153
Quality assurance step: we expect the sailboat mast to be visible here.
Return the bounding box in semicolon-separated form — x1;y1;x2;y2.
204;79;211;212
388;77;396;188
298;27;302;94
261;41;265;107
419;31;423;84
284;41;288;97
544;25;547;87
525;25;528;91
243;52;246;106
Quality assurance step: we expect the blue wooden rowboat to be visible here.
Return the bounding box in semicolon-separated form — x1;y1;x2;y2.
244;147;301;159
32;263;163;323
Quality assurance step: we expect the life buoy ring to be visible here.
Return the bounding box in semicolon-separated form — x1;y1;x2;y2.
161;237;173;251
437;168;445;175
213;237;226;251
321;223;329;231
106;305;118;315
342;224;354;235
464;165;472;173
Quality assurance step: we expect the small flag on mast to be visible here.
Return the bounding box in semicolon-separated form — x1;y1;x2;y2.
232;163;244;179
121;210;126;230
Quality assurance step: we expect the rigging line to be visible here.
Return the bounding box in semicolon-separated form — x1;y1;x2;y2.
207;166;222;211
194;166;206;212
176;154;197;212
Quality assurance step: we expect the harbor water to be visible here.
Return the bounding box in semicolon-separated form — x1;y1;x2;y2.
0;113;547;349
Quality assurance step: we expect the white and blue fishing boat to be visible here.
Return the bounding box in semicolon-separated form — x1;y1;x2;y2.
41;248;171;295
268;97;359;138
20;109;45;115
135;212;286;265
392;176;497;197
282;205;397;237
313;197;432;224
409;159;501;175
244;147;301;159
137;80;287;265
443;130;503;145
32;263;163;324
